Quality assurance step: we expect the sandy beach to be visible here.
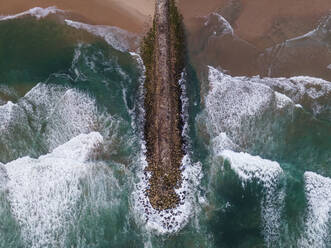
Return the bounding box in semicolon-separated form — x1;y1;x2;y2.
0;0;330;47
0;0;155;33
179;0;331;48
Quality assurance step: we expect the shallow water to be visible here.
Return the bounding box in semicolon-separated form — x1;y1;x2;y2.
0;9;330;248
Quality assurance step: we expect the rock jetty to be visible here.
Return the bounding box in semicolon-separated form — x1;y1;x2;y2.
141;0;186;210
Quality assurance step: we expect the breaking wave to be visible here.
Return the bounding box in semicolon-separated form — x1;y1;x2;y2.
0;7;330;248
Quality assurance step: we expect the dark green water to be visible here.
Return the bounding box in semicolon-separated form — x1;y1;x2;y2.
0;11;330;248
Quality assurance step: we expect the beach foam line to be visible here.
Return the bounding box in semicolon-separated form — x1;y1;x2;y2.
286;14;330;44
203;12;234;37
0;6;63;21
65;19;140;52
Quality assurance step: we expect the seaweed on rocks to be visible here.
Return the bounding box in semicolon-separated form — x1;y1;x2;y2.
140;0;187;210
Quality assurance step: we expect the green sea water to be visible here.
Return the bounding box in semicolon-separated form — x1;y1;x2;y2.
0;12;330;248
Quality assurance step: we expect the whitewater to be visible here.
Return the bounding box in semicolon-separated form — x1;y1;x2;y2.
0;7;330;248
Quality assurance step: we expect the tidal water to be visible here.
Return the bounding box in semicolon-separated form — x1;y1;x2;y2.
0;8;330;248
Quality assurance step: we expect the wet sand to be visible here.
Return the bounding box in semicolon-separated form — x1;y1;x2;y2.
1;0;330;47
179;0;331;50
0;0;155;33
235;0;331;48
179;0;331;49
0;0;330;80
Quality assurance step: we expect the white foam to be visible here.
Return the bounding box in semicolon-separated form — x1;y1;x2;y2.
327;64;331;70
286;29;317;42
0;100;35;162
275;92;293;109
133;68;203;234
179;71;190;150
206;66;273;138
65;20;140;52
0;83;105;163
0;101;18;131
4;132;103;248
299;172;331;248
280;76;330;100
129;52;147;130
204;66;330;156
220;150;285;247
220;150;283;187
211;132;240;155
204;13;233;36
255;75;331;120
286;15;330;44
133;154;202;234
205;66;288;153
207;67;331;125
23;83;100;150
0;7;63;21
0;163;7;191
51;132;103;161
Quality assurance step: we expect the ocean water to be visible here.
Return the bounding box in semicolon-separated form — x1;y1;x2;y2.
0;8;330;248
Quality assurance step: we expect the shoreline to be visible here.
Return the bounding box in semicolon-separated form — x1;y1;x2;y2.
1;1;329;84
0;0;154;33
1;0;329;49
